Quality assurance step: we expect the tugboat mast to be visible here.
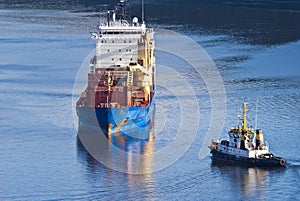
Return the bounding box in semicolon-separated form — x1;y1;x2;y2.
239;101;248;131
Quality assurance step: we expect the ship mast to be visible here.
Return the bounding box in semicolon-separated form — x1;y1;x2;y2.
142;0;145;23
115;0;130;22
238;101;248;131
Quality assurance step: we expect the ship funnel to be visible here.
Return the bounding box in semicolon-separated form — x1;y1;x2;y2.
256;129;264;149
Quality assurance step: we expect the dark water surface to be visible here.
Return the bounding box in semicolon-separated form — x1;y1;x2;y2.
0;2;300;201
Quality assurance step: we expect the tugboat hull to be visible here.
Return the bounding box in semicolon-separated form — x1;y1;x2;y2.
210;149;286;168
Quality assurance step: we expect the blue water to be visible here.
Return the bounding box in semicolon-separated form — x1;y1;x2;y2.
1;6;300;201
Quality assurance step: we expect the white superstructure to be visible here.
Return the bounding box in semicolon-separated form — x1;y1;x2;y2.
90;2;154;70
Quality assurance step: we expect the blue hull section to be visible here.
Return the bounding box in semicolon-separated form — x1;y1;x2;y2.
77;101;154;134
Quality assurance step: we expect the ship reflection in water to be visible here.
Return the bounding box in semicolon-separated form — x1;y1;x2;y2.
77;123;155;174
211;163;286;200
76;125;156;199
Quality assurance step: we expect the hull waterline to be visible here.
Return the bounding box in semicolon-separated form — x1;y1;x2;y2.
210;148;286;168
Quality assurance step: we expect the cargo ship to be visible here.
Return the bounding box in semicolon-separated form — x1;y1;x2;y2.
209;102;286;168
76;0;155;134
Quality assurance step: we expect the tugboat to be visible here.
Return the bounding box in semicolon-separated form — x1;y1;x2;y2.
209;102;286;168
76;0;155;134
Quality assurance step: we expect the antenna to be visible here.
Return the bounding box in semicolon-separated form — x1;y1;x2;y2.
255;98;258;130
142;0;145;23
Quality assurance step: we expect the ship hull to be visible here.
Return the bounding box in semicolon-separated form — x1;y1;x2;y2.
210;149;286;168
76;100;155;135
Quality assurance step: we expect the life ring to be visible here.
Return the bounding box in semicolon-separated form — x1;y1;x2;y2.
280;159;286;166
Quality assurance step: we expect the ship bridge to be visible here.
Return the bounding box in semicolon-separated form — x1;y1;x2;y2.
90;0;154;70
